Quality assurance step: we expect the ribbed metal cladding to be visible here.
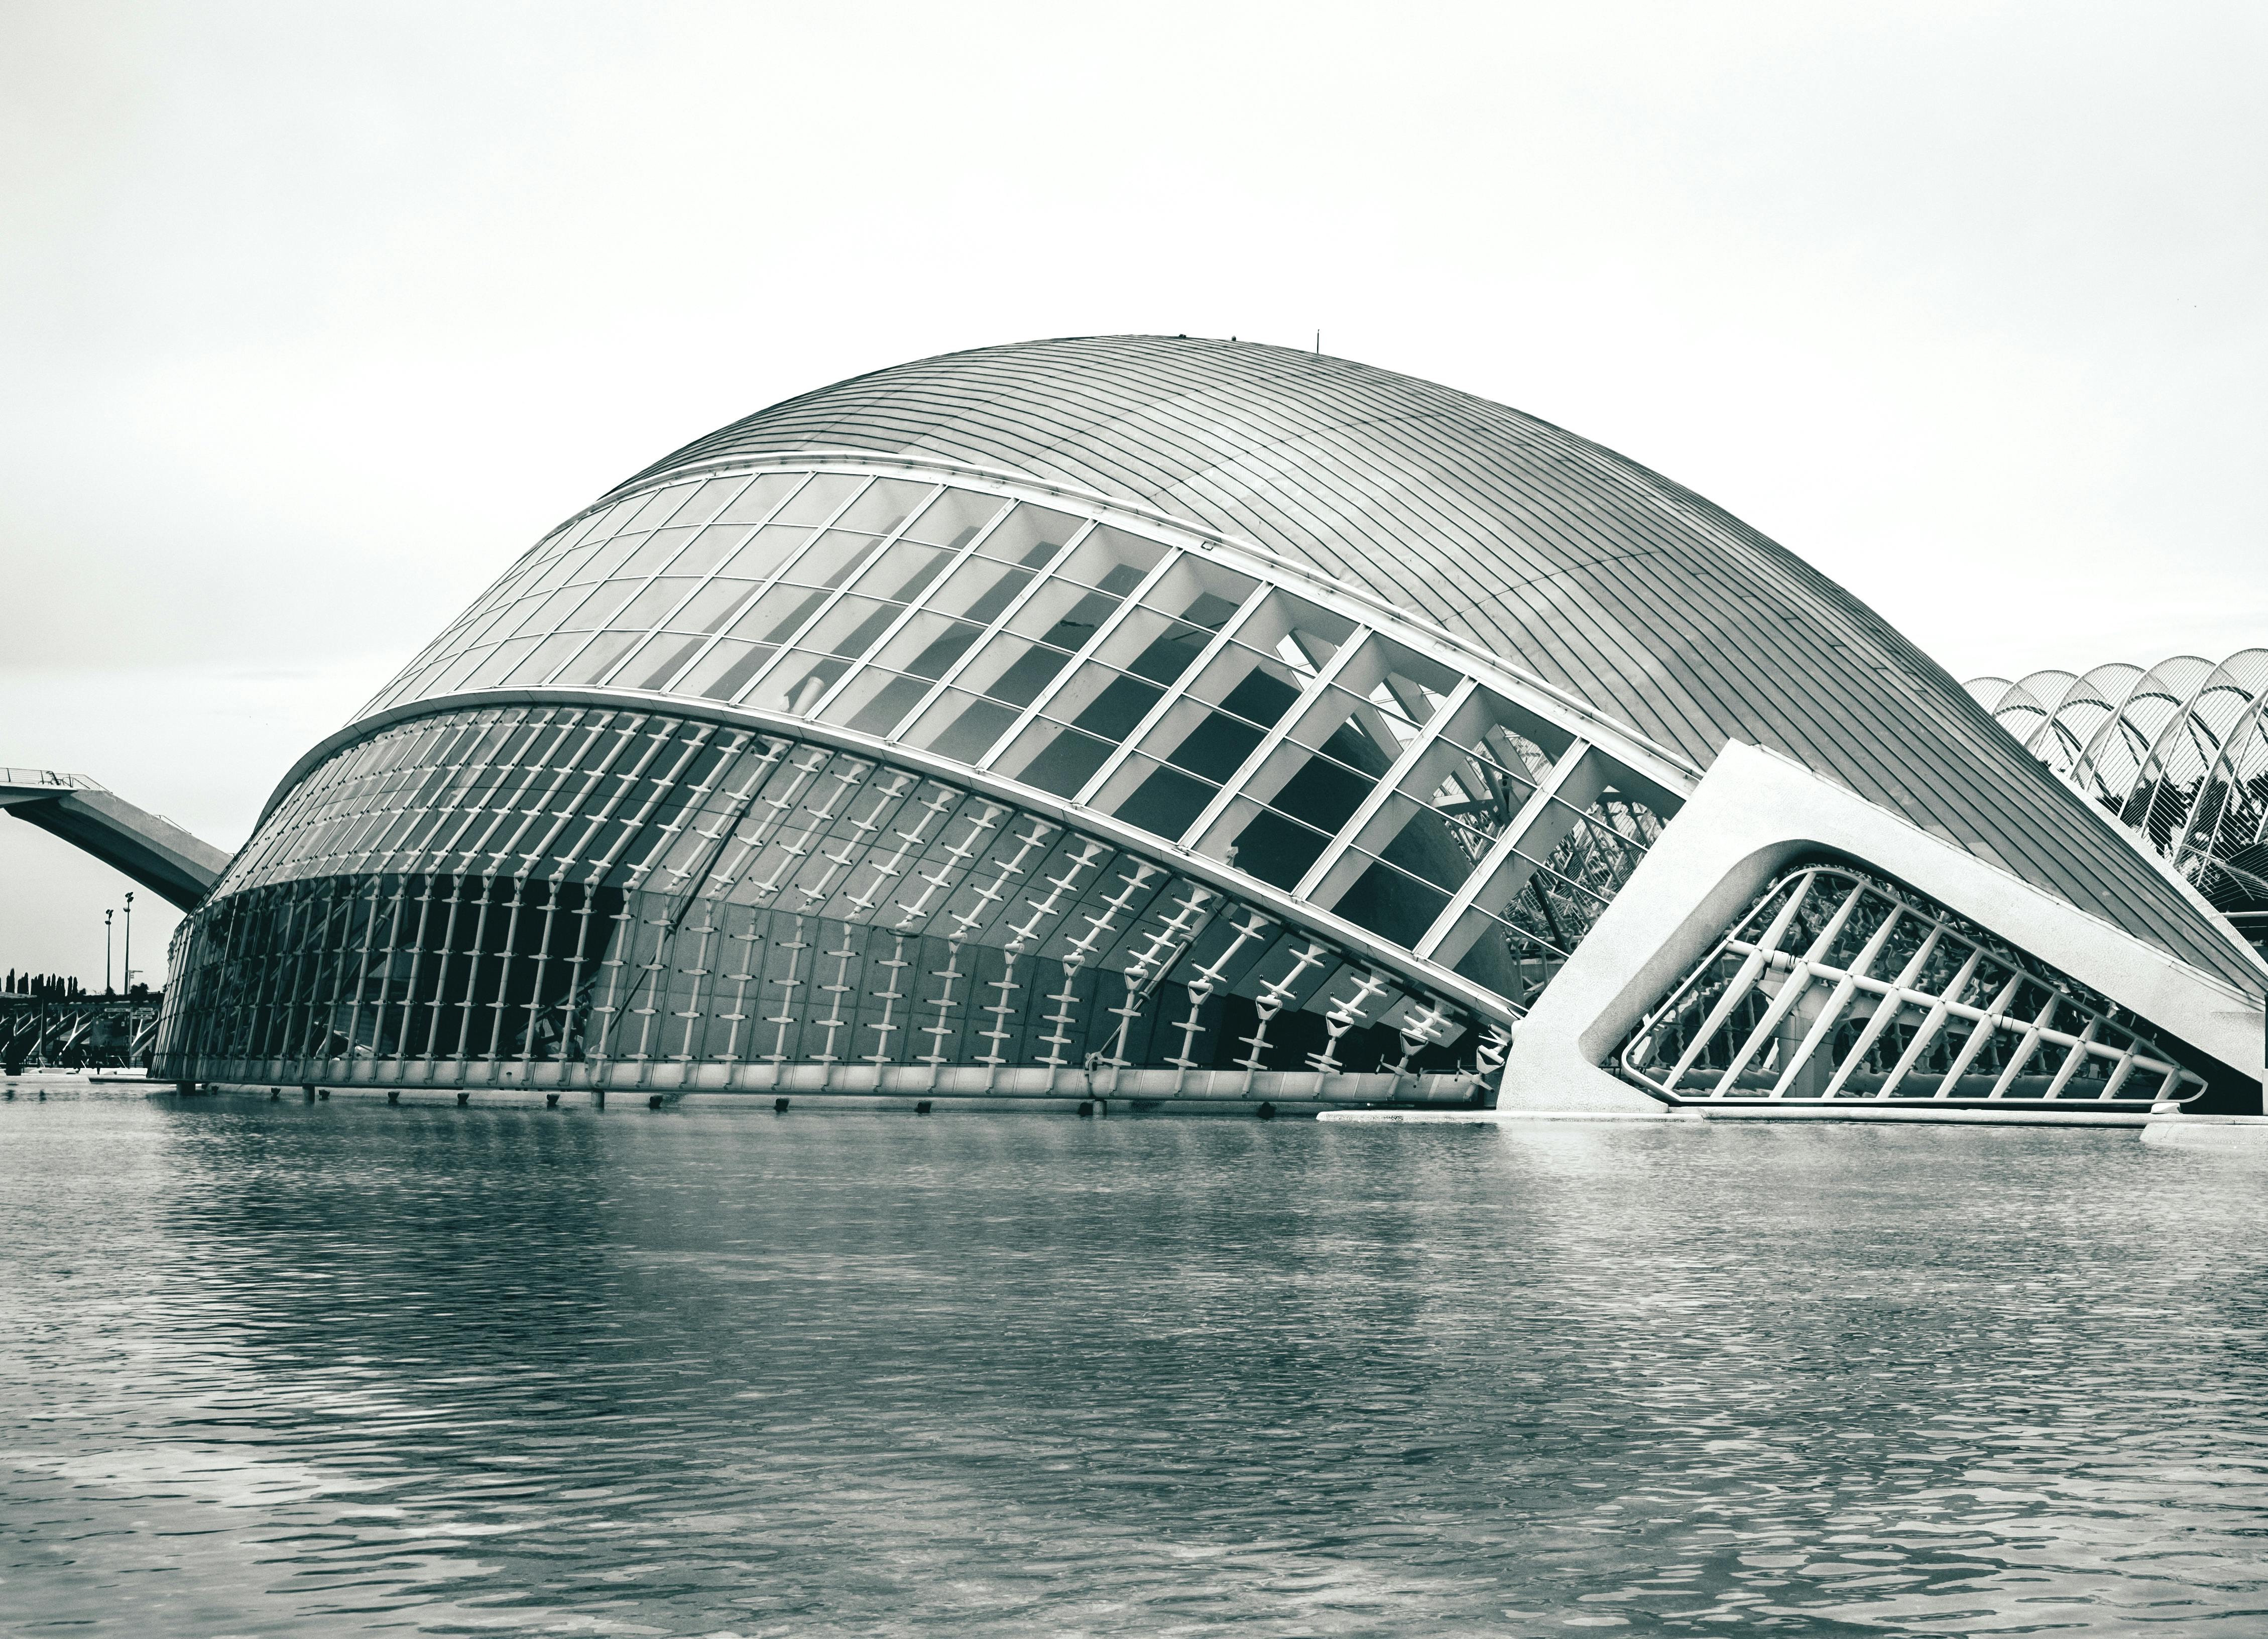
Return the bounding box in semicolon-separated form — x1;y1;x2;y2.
609;334;2264;994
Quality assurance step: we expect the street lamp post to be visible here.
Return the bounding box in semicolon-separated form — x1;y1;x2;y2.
123;892;134;996
105;909;114;995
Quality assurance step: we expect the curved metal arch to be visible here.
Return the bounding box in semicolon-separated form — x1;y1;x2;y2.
2121;654;2267;856
2070;655;2216;816
2174;657;2268;880
1969;650;2268;954
2026;662;2143;777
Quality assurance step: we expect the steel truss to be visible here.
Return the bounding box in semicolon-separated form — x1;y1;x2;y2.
1618;865;2207;1107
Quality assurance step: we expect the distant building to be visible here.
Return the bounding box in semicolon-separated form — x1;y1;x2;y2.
150;338;2266;1110
1970;656;2268;954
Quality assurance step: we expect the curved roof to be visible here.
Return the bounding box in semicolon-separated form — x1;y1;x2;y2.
601;334;2260;993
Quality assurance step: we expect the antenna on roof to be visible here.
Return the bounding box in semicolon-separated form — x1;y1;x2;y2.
1314;330;1321;355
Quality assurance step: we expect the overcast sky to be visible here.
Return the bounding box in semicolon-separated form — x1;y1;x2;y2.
4;0;2263;983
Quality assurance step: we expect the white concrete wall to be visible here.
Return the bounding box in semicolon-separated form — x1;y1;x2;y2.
1502;740;2268;1112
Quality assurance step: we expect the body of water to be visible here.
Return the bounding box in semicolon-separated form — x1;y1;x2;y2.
5;1084;2266;1635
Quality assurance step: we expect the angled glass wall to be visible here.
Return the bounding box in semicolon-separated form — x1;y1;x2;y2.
157;704;1522;1101
162;458;1709;1099
1619;865;2213;1107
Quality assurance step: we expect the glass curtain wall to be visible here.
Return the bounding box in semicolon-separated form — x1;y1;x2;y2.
351;462;1685;996
156;706;1501;1096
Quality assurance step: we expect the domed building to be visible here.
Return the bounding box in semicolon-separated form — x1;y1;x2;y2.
151;337;2267;1111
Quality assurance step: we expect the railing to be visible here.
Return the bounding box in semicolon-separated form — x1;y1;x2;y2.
0;768;105;792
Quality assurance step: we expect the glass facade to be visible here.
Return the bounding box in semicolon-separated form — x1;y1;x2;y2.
154;457;1722;1099
354;461;1681;986
157;704;1517;1099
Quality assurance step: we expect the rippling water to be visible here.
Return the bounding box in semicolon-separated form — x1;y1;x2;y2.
5;1084;2267;1635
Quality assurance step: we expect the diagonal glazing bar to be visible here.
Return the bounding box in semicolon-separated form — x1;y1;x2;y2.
1173;627;1377;849
1292;676;1481;903
1411;741;1605;964
1068;580;1276;802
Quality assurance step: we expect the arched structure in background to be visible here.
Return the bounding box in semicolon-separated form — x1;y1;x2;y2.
148;338;2266;1112
1972;651;2268;954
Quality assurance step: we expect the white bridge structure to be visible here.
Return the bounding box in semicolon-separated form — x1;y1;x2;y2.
1;768;227;912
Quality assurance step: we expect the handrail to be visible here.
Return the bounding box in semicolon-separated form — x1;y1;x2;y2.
0;768;106;792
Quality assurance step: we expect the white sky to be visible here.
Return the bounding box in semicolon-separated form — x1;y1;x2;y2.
4;0;2263;983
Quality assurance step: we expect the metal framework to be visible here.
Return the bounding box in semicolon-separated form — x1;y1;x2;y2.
2;996;163;1074
1972;652;2268;948
1619;865;2205;1106
158;456;1696;1101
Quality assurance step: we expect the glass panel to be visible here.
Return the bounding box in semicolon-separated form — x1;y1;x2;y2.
462;637;542;689
925;558;1034;625
667;523;759;580
570;533;651;586
1330;851;1454;946
976;502;1087;566
677;640;775;701
663;579;755;637
623;483;697;531
902;689;1020;764
712;523;816;582
625;633;710;692
776;530;883;590
1056;525;1167;586
832;477;931;536
773;472;865;527
1107;755;1222;844
848;537;958;605
1009;718;1118;798
796;595;901;663
901;487;1007;550
500;631;587;686
671;475;752;528
552;629;641;686
758;652;852;716
604;577;702;632
613;527;701;579
1228;803;1339;890
715;471;806;525
721;583;830;647
868;610;987;681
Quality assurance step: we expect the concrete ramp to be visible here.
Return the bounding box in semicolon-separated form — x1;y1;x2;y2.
1;769;232;911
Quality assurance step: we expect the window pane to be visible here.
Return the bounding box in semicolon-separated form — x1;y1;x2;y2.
978;502;1086;566
553;629;640;686
849;538;956;605
833;477;932;536
715;471;806;525
902;487;1005;550
774;472;865;527
678;640;775;701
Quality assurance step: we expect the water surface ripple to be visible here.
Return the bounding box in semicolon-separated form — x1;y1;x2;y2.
5;1089;2266;1635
